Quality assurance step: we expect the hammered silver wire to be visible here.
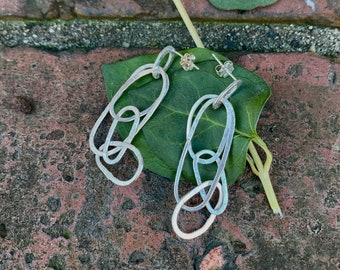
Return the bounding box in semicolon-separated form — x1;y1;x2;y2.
172;55;242;239
173;95;235;213
89;46;176;186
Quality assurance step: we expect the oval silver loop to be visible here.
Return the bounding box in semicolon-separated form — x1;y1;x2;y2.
172;180;223;240
152;46;175;79
88;103;140;159
213;80;242;109
186;95;234;165
95;141;143;186
102;105;140;165
109;64;154;122
108;65;170;133
192;149;228;215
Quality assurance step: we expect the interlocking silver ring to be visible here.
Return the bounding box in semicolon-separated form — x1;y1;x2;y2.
89;46;176;185
172;93;235;238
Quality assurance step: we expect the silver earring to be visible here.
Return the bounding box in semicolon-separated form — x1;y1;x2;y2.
172;55;242;239
89;46;198;186
89;46;175;186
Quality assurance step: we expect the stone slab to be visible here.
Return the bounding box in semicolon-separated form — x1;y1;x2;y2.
1;20;339;57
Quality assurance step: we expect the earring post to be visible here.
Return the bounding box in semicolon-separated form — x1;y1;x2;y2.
212;54;237;81
173;51;200;70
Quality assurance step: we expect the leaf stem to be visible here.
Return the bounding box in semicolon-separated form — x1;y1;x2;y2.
172;0;205;48
247;137;283;217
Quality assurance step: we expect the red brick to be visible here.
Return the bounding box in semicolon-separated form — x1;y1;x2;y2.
0;47;339;269
0;0;339;27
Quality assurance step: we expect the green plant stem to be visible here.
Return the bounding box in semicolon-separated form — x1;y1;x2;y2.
247;137;282;217
172;0;205;48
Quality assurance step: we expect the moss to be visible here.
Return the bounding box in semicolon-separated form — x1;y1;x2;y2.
63;232;72;239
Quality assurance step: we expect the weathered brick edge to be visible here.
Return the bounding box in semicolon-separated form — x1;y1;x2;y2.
1;0;339;28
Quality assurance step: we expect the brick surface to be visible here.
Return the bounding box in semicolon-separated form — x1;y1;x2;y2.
0;47;339;269
0;0;340;27
1;0;339;269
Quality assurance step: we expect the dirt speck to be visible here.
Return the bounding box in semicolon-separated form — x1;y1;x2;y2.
48;253;67;270
46;130;65;140
0;223;8;238
286;62;303;78
129;250;146;265
121;198;136;210
46;196;61;212
24;252;35;264
13;96;34;114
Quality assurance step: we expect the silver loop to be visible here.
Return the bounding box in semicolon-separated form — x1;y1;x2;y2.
95;141;143;186
172;180;223;240
109;64;153;122
213;80;242;109
192;149;229;215
152;46;175;79
108;66;170;134
185;95;234;165
102;105;140;165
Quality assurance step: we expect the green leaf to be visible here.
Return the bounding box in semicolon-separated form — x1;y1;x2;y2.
209;0;278;10
101;48;270;184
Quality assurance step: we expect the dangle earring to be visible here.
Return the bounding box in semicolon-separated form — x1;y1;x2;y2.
89;46;198;186
172;54;242;240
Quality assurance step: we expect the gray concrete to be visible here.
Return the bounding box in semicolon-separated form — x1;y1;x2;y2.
0;19;339;56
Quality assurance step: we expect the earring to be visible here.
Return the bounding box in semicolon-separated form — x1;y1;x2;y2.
172;54;242;239
89;46;198;186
